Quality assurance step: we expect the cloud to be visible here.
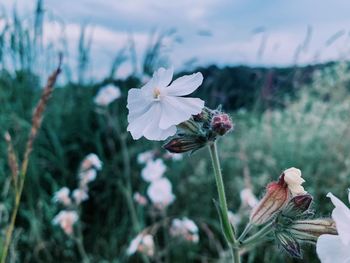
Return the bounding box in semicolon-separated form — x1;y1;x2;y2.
2;0;350;79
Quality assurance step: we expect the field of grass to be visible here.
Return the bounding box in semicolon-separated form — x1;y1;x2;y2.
0;1;349;263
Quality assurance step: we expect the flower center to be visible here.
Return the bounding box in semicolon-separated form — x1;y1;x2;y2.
153;88;161;100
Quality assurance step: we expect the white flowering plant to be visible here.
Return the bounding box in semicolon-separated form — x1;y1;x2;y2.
126;67;339;262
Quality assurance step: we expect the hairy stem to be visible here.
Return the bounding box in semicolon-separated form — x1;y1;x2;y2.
209;142;240;263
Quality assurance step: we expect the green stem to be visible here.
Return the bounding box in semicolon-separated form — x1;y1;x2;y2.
208;142;240;263
75;237;90;263
109;111;149;263
1;167;28;263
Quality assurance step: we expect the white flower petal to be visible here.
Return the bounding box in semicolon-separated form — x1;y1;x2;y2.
327;193;350;245
141;103;177;140
127;104;159;140
317;234;350;263
128;103;176;141
127;89;153;123
166;72;203;96
140;76;157;92
159;96;204;129
153;67;173;88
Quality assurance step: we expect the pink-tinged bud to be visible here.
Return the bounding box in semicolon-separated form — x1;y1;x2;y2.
250;176;290;225
289;218;337;243
211;113;234;136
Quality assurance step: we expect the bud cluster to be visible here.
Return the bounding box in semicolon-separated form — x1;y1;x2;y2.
248;168;337;259
163;107;234;154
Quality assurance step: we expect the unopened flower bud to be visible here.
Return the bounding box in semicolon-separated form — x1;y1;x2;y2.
211;113;233;136
163;135;207;154
193;107;212;123
275;231;302;258
282;194;313;218
177;119;204;136
289;219;337;243
250;176;289;225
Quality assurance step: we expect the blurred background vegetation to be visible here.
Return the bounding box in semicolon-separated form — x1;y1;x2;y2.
0;0;350;262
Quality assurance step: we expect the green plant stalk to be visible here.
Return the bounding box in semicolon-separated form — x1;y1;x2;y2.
110;111;150;263
208;142;240;263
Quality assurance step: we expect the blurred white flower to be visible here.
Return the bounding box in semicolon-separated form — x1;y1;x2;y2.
317;190;350;263
147;178;175;209
133;192;148;206
81;153;103;171
53;187;71;206
170;217;199;243
127;233;155;257
141;159;166;182
94;84;121;106
240;188;258;208
52;210;78;235
164;152;183;161
79;169;98;187
283;167;307;196
127;67;204;141
137;150;155;164
72;189;89;205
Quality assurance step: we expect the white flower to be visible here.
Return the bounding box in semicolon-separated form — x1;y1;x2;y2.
94;85;121;106
127;67;204;141
141;159;166;182
182;218;199;233
79;169;98;188
137;150;155;164
283;167;307;196
127;233;155;257
240;188;258;208
170;217;199;243
81;153;103;171
53;187;71;206
164;152;183;161
147;178;175;209
52;210;79;235
317;190;350;263
72;189;89;205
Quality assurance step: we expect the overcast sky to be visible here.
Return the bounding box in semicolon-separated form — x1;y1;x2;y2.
3;0;350;78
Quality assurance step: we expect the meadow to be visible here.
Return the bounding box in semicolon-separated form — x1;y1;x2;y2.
0;1;349;262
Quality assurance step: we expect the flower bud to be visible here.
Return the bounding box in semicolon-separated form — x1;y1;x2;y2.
177;119;204;136
289;219;337;243
250;176;289;225
211;113;234;136
282;194;313;218
275;231;302;258
193;107;212;123
163;135;207;153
